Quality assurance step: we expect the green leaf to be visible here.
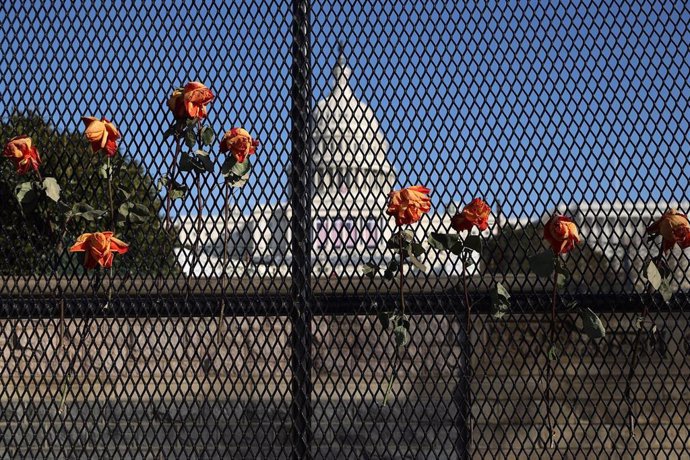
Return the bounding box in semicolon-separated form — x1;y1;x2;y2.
410;242;424;257
377;311;391;330
489;282;511;320
157;175;188;201
200;126;215;146
222;156;252;187
449;241;465;256
184;127;197;148
464;234;482;254
393;325;409;346
579;307;606;339
41;177;61;202
646;260;663;290
659;279;673;303
555;259;570;288
407;246;428;272
117;187;132;201
98;163;112;180
428;232;461;251
180;151;214;173
118;202;150;225
547;345;560;361
15;182;38;209
360;262;379;279
383;258;399;280
529;250;555;278
386;230;414;251
162;121;180;138
70;202;106;222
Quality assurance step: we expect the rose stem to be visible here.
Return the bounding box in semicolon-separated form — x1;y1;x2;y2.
625;252;659;437
165;134;183;231
107;155;115;305
545;258;559;449
218;183;230;349
462;246;474;450
383;227;406;405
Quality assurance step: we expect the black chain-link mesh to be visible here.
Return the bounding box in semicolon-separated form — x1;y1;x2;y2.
1;0;689;458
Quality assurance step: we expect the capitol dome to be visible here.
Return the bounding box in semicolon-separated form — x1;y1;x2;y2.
311;49;396;206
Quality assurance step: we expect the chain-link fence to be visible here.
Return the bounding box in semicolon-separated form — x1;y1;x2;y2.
1;1;689;458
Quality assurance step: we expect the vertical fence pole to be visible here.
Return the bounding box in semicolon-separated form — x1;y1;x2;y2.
289;0;313;458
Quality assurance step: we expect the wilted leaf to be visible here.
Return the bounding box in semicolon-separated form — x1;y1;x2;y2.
15;182;38;209
184;127;196;148
383;258;399;280
393;325;409;346
547;345;560;361
579;307;606;339
118;202;150;225
529;250;555;278
200;126;215;146
360;262;379;279
180;151;214;173
407;247;428;272
98;163;112;180
410;242;424;257
377;311;391;330
222;157;252;187
157;175;188;200
659;279;673;303
42;177;61;202
646;260;663;290
70;202;106;221
464;234;482;253
555;259;570;288
489;282;511;319
428;232;460;251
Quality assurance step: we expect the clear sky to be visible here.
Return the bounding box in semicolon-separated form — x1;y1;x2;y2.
1;0;689;220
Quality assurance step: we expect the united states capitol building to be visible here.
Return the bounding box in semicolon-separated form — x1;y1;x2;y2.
175;52;689;291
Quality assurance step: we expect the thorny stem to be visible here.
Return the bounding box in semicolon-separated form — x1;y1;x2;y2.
545;261;559;449
58;270;99;416
217;184;230;349
625;252;661;438
107;156;114;306
381;228;406;405
462;248;474;451
165;134;183;231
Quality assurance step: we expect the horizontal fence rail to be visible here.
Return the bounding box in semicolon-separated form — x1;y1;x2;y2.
1;0;690;458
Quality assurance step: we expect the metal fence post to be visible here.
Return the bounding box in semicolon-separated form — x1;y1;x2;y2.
289;0;313;458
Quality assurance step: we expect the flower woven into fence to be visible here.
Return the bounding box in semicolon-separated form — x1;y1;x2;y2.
81;117;121;158
69;231;129;270
3;135;41;175
646;209;690;253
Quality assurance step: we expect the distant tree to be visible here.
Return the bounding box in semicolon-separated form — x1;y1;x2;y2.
0;113;180;276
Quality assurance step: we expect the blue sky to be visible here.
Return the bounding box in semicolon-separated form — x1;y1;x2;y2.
1;0;689;220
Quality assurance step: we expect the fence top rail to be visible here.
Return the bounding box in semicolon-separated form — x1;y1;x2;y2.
0;273;651;297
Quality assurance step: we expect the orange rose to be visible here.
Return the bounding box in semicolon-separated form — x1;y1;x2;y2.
451;198;491;232
386;186;431;226
81;116;121;157
183;81;214;119
69;231;129;269
219;127;259;163
544;213;581;254
647;209;690;253
167;87;186;120
3;135;41;174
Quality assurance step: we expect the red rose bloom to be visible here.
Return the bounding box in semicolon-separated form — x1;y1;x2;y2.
219;127;259;163
544;213;581;254
451;198;491;232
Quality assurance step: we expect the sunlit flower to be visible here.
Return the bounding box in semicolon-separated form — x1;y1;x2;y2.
387;186;431;226
183;82;214;119
3;135;40;174
451;198;491;232
647;209;690;253
81;116;121;157
69;231;129;269
544;213;581;254
219;127;259;163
